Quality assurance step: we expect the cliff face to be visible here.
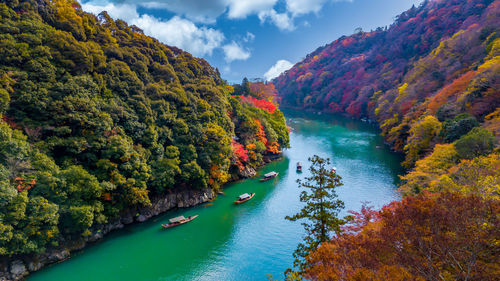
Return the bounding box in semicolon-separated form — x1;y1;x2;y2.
274;0;499;166
0;0;288;276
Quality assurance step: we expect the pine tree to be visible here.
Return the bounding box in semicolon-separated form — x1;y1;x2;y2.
285;155;345;275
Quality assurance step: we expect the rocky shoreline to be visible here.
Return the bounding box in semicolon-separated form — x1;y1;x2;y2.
0;162;266;281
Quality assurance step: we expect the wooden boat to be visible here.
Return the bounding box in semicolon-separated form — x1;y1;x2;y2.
234;193;255;204
260;171;278;182
296;162;302;172
162;215;198;229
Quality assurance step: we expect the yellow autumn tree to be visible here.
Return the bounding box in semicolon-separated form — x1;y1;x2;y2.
403;115;442;168
399;143;459;196
431;153;500;200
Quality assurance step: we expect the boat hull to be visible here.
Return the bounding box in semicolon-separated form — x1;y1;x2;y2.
259;173;279;182
234;193;255;204
162;215;199;229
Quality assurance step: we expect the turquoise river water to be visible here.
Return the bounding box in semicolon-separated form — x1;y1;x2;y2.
29;110;403;281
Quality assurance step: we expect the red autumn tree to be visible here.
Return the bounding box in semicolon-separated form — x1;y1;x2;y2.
240;96;277;113
305;192;500;281
232;140;248;162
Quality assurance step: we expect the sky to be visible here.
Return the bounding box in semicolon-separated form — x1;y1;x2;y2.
80;0;423;83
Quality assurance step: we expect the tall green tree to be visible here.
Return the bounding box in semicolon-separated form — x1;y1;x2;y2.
285;155;345;275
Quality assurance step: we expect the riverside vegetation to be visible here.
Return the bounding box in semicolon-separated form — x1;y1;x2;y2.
0;0;288;278
0;0;499;280
274;0;500;280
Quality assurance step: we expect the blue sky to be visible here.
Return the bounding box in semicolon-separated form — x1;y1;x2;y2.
80;0;422;83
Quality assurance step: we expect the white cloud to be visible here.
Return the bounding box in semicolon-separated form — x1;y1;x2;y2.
286;0;327;16
81;3;225;57
258;9;295;31
227;0;278;19
264;59;294;81
83;3;138;22
85;0;228;23
140;0;227;23
82;0;349;31
223;41;251;62
136;15;225;56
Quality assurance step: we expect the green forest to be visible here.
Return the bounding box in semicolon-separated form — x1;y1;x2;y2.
0;0;288;257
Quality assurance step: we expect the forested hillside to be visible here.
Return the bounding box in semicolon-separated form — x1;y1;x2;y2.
275;0;498;163
0;0;288;259
275;0;500;279
275;0;499;166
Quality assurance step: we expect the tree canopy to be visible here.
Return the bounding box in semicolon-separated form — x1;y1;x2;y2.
0;0;288;257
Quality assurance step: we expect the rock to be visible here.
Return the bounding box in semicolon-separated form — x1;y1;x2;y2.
121;213;134;224
88;231;103;242
137;215;147;222
10;260;27;278
27;260;43;272
238;166;256;178
47;249;70;263
109;221;124;231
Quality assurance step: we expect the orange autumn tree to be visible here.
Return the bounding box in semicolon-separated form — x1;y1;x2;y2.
427;70;477;114
249;81;278;101
254;119;268;145
266;142;280;154
252;119;279;154
305;192;500;281
245;143;257;161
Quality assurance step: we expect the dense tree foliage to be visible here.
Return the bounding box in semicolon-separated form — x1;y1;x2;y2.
305;192;500;281
455;127;495;159
275;0;499;165
440;113;479;142
0;0;288;257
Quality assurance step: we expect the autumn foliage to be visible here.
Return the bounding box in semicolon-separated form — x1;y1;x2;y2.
253;119;268;145
275;0;500;165
239;95;277;113
278;2;500;279
249;81;278;100
232;140;248;171
305;192;500;281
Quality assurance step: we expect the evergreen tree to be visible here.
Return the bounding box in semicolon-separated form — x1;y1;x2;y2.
242;77;251;95
285;155;345;275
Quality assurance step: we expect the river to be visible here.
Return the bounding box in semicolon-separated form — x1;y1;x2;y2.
28;110;403;281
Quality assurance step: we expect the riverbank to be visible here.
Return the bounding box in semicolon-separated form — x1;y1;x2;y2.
0;154;285;281
0;188;216;281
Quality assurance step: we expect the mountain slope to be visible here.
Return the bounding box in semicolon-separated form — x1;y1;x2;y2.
275;0;499;166
0;0;288;265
